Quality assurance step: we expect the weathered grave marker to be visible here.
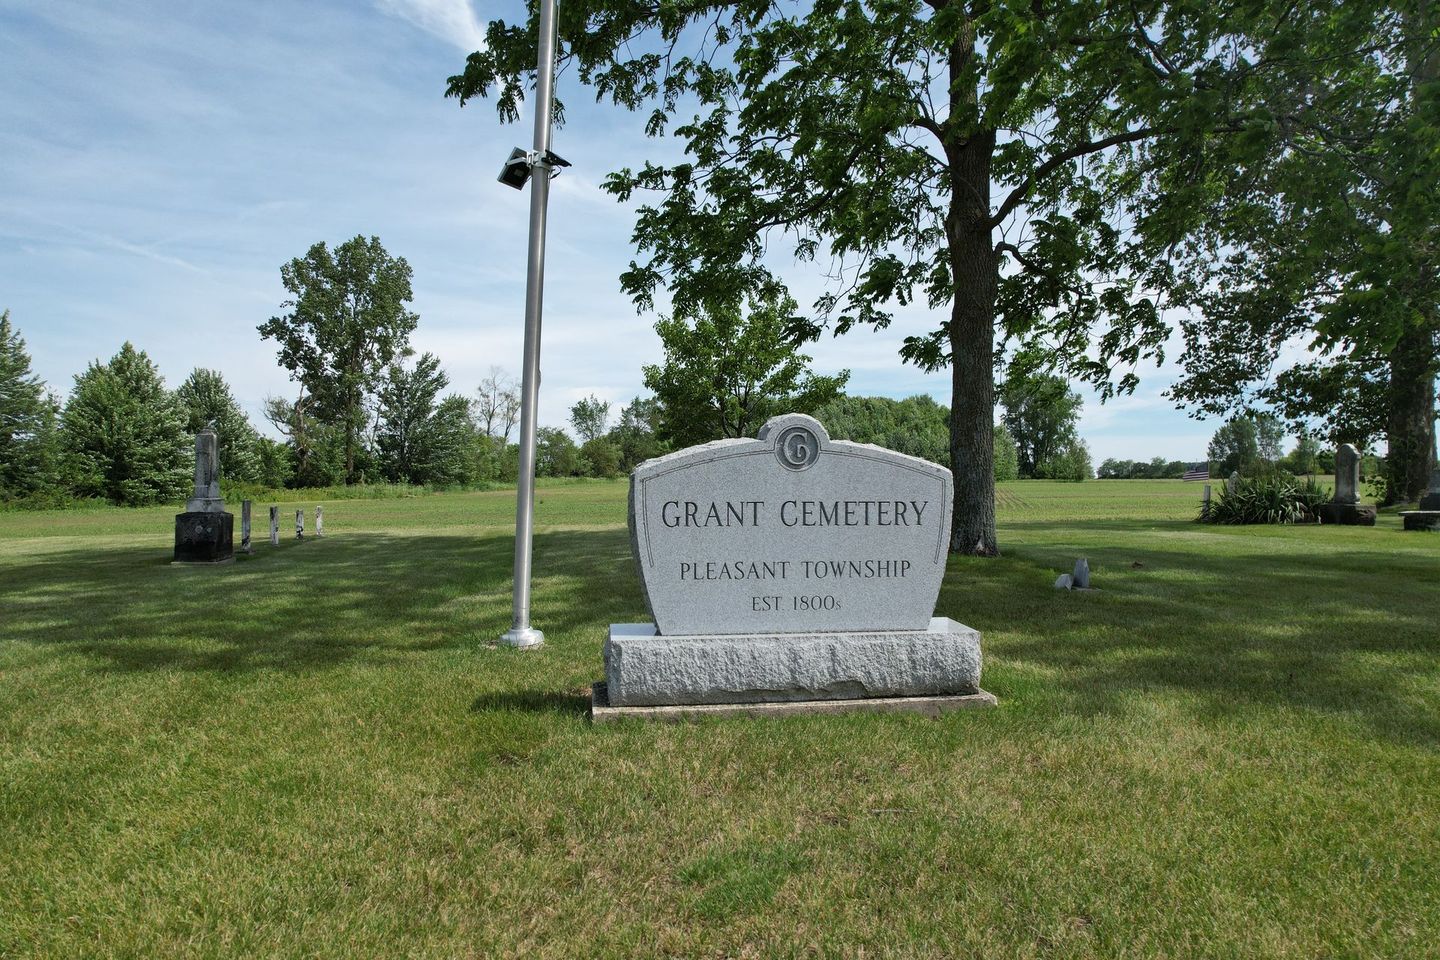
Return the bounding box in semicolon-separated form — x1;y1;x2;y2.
172;428;234;564
1318;443;1376;525
269;506;279;546
295;509;304;540
315;505;324;538
597;414;994;720
240;500;252;554
1400;468;1440;531
1334;443;1361;504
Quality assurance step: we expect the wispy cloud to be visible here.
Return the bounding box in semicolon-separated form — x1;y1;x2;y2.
376;0;486;53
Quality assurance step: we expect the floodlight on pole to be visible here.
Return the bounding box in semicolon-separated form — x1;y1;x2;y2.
499;0;562;650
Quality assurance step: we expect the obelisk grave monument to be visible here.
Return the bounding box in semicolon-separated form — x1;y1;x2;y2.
173;427;234;564
596;413;994;719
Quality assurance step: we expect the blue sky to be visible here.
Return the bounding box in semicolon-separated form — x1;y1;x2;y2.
1;0;1235;464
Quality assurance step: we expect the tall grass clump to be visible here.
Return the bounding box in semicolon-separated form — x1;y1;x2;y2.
1199;475;1328;525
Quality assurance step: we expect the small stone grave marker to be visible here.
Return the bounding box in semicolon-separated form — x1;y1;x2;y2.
240;500;252;554
269;506;279;546
315;505;324;538
295;509;304;540
1400;468;1440;531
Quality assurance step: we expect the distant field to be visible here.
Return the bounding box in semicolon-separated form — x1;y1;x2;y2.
2;479;1436;958
0;477;1217;538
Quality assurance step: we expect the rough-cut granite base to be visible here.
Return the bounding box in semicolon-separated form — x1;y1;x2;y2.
604;618;982;707
1400;510;1440;531
173;511;234;564
1317;502;1377;526
590;682;996;723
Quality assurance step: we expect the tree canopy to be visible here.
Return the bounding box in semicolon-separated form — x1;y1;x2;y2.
641;290;848;447
448;0;1330;552
175;368;261;484
62;343;189;506
1159;0;1438;502
259;235;419;484
1000;371;1084;479
0;311;61;501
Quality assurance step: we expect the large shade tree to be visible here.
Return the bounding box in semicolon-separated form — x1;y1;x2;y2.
259;236;419;484
1156;1;1438;503
449;0;1312;553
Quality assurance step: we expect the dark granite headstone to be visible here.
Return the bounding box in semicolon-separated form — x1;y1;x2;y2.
174;511;234;563
172;428;235;564
1419;469;1440;511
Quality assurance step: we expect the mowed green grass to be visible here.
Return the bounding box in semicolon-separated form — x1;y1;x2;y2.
1;480;1437;958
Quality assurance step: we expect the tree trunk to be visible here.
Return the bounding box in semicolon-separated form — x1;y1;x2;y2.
946;128;999;556
1384;320;1437;504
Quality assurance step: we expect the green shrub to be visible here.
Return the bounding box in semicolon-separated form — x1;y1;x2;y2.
1199;475;1328;525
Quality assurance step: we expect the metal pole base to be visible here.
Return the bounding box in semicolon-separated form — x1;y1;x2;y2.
500;626;545;649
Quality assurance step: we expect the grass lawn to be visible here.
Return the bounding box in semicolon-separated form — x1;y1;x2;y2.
2;480;1437;958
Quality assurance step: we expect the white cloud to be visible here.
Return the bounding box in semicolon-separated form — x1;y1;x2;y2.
376;0;487;53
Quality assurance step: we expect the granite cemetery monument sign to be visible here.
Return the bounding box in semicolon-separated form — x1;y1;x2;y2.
597;414;994;718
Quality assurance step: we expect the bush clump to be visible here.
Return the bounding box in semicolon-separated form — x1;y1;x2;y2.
1199;475;1329;525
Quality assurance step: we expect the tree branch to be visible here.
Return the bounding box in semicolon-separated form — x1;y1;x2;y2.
990;127;1158;228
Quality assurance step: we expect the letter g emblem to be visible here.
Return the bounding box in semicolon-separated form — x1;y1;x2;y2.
775;425;820;471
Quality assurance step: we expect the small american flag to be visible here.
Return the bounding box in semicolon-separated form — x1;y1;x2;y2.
1182;464;1210;481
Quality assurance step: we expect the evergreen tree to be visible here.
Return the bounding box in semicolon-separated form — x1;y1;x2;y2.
0;311;62;500
375;353;448;484
814;395;949;466
992;424;1020;483
174;368;261;483
426;394;481;487
62;343;189;505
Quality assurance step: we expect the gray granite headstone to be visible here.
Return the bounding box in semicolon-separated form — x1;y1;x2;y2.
606;413;984;708
1334;443;1361;504
1072;558;1090;589
628;413;952;635
269;506;279;546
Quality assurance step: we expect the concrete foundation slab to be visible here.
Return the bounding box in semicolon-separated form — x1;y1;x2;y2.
590;682;996;723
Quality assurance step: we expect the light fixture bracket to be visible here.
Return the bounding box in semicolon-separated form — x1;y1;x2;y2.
498;147;572;189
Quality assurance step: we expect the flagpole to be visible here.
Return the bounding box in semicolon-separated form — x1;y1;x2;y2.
500;0;560;649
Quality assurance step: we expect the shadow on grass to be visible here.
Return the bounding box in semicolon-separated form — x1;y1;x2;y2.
0;529;643;678
470;690;591;716
4;521;1437;747
944;525;1440;748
